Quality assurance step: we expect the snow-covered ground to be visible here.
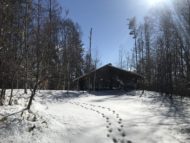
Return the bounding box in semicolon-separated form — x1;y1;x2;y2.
0;90;190;143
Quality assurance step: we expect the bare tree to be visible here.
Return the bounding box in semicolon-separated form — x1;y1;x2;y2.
128;17;138;70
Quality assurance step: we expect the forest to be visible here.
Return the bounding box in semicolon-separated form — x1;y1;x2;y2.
0;0;95;109
127;0;190;96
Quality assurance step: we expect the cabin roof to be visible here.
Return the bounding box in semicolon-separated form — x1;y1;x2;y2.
73;63;143;81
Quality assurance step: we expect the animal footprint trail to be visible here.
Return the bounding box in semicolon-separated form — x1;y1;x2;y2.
81;102;131;143
68;101;132;143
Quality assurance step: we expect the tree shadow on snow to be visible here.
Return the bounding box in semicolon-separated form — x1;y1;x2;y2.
89;90;138;103
145;94;190;138
38;90;86;102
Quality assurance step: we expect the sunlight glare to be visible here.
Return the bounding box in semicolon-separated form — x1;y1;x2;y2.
147;0;165;7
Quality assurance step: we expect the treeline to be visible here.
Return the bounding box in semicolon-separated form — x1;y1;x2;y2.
0;0;95;107
129;0;190;96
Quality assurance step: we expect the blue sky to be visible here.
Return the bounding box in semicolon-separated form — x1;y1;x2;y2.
59;0;152;66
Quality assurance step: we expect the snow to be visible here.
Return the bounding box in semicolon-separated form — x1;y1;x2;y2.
0;90;190;143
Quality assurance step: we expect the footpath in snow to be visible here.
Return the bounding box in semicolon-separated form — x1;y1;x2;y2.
0;90;190;143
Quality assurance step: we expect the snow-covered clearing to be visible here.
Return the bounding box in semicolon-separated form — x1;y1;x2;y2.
0;90;190;143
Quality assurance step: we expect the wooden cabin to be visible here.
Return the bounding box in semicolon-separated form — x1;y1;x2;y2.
73;63;142;91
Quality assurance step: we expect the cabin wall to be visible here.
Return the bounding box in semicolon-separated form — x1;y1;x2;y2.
73;66;142;91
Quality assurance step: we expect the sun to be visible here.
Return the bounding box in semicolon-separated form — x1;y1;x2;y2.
147;0;165;7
